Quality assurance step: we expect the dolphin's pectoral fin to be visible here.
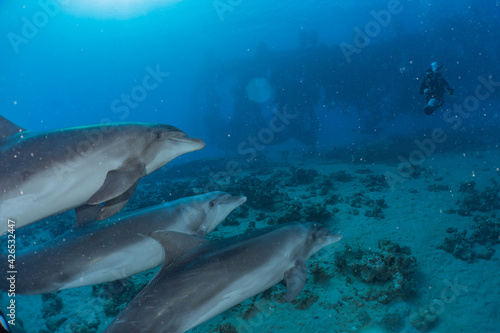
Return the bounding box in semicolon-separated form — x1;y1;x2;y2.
284;260;308;302
151;231;209;264
74;204;103;227
0;115;27;142
87;162;145;205
95;179;139;221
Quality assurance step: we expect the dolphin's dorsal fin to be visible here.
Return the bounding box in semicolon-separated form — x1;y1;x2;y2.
284;260;308;302
74;204;103;227
151;230;208;264
0;116;26;142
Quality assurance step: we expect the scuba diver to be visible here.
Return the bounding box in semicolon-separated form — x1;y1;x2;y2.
420;62;454;115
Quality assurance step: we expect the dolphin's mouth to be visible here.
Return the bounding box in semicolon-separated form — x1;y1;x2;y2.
232;195;247;206
171;137;205;147
326;230;343;244
217;193;247;206
170;136;206;152
331;232;342;241
316;225;342;245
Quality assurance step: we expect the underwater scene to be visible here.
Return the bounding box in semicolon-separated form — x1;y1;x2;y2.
1;0;500;332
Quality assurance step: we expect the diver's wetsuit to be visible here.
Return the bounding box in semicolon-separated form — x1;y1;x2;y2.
420;70;453;114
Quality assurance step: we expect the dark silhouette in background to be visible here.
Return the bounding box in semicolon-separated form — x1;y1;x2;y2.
194;16;500;155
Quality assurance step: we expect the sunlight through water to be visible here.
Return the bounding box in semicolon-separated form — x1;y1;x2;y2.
62;0;183;19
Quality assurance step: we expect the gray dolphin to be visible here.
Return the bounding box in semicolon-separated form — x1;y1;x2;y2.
0;116;205;234
0;192;246;295
104;222;342;333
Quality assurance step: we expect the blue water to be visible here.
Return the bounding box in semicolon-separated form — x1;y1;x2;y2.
2;0;498;155
1;0;500;332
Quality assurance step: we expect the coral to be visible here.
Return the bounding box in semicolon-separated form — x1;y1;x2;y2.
458;180;475;193
253;191;279;210
288;167;319;185
273;199;332;224
159;180;197;202
472;215;500;245
216;323;238;333
362;174;389;192
18;211;74;245
364;205;384;219
325;193;341;205
292;290;319;310
60;316;100;333
222;204;247;226
274;200;303;224
345;191;387;218
348;208;360;216
379;311;403;332
309;261;334;283
224;175;285;210
426;184;450;192
45;317;67;332
348;191;370;208
330;170;354;182
241;298;264;320
335;240;417;303
439;228;474;262
455;179;500;215
222;214;241;226
301;202;331;222
125;178;199;211
256;212;268;221
42;293;63;318
439;215;500;261
355;168;373;175
319;178;334;195
407;165;425;179
103;299;121;317
93;278;138;317
376;198;388;208
409;305;438;332
322;297;376;332
357;309;371;326
71;325;90;333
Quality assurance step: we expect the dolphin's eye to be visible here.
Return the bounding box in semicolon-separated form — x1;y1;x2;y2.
209;200;215;207
152;131;163;140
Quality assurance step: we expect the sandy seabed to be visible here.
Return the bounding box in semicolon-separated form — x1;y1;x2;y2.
1;150;499;333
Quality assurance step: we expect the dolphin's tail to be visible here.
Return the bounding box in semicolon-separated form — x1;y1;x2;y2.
0;115;27;143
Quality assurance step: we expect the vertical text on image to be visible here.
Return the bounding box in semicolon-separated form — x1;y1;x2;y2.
6;218;17;326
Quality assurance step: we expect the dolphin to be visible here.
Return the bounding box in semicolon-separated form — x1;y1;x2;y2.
104;222;342;333
0;116;205;234
0;309;11;333
0;192;246;295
